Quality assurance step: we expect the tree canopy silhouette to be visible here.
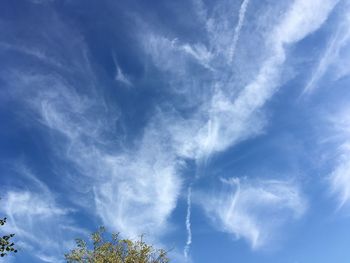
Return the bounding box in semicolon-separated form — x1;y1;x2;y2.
0;217;17;257
65;227;169;263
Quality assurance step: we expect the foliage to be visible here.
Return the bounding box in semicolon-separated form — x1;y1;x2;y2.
65;227;170;263
0;217;17;257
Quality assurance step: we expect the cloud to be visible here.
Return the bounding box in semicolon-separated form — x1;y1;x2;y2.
0;167;82;262
1;10;182;243
113;54;133;87
0;0;342;259
115;65;132;86
327;109;350;209
142;0;339;163
0;42;64;68
197;178;307;249
330;157;350;209
1;191;75;262
179;42;213;69
27;74;182;240
184;186;192;260
139;0;337;251
228;0;250;63
92;127;182;238
272;0;338;45
304;4;350;94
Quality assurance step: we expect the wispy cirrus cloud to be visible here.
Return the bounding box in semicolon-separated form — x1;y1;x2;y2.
140;0;337;254
113;53;133;87
330;157;350;209
115;65;132;86
0;0;343;262
197;178;307;249
14;71;182;240
327;109;350;209
1;6;182;245
304;3;350;94
0;166;82;263
142;0;339;163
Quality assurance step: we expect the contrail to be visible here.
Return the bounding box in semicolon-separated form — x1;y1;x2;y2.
228;0;250;63
184;186;192;261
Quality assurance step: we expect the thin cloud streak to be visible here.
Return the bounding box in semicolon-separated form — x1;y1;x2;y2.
228;0;250;63
304;6;350;94
113;53;133;87
116;65;132;86
330;158;350;209
184;186;192;261
328;109;350;209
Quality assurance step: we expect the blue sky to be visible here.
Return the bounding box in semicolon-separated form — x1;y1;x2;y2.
1;0;350;262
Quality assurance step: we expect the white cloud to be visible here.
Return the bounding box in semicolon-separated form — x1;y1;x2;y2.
197;178;307;249
272;0;338;45
142;0;339;163
113;54;132;87
115;65;132;86
304;4;350;93
92;128;182;238
1;0;341;257
1;7;184;243
181;44;213;70
6;71;182;240
0;168;82;262
228;0;250;63
328;109;350;209
3;193;69;262
139;0;337;250
0;42;64;68
3;191;66;219
330;157;350;209
184;186;192;260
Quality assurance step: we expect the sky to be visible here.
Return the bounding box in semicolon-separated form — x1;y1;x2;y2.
1;0;350;262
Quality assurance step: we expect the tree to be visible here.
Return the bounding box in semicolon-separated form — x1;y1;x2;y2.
0;217;17;257
65;227;170;263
